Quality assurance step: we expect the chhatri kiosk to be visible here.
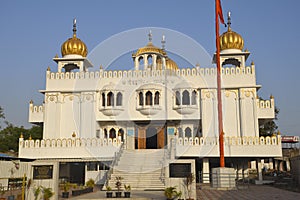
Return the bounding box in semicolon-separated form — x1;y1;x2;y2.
19;16;281;199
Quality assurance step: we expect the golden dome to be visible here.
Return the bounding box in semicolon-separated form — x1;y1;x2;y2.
220;27;244;51
135;42;166;57
61;19;88;57
219;12;244;51
157;57;179;70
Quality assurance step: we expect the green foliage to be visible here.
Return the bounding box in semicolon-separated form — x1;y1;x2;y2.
106;186;112;191
115;176;123;191
0;106;5;129
259;107;279;137
85;178;95;188
42;186;54;200
0;123;42;153
164;186;177;199
33;186;41;200
124;184;131;191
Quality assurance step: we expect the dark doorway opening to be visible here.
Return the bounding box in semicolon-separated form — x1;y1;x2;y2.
70;162;85;185
146;127;157;149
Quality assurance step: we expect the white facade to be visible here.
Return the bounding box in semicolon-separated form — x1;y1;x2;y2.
18;19;282;196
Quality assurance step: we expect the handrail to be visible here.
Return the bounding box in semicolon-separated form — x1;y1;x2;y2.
104;143;124;188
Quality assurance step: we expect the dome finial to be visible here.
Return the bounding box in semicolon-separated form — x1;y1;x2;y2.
73;18;77;38
161;35;166;50
148;30;152;43
227;11;231;31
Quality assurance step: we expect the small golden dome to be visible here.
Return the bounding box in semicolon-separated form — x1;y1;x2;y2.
61;19;88;57
157;57;179;70
219;12;244;51
220;27;244;51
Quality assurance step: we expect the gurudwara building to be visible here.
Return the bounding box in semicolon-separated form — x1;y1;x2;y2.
18;16;281;198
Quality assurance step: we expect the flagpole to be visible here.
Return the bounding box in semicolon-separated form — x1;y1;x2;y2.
215;0;225;168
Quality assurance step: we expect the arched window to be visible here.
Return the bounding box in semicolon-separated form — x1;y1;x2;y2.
154;91;160;105
118;129;124;141
185;127;192;138
139;92;143;106
107;92;114;106
116;92;122;106
146;91;153;105
104;129;108;138
178;128;183;138
139;56;144;69
109;128;116;139
175;91;181;105
147;55;153;68
192;90;197;105
102;93;105;106
182;90;190;105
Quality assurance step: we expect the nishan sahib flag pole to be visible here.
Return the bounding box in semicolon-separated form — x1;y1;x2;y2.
215;0;225;168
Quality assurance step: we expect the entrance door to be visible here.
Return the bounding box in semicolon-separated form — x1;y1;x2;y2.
138;128;146;149
157;127;165;148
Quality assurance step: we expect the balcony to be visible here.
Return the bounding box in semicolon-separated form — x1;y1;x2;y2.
29;102;44;123
257;98;275;119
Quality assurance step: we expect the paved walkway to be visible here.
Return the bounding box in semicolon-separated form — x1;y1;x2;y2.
63;185;300;200
197;185;300;200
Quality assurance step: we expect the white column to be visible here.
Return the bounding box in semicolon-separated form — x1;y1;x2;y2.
135;57;139;70
286;159;291;171
202;158;210;183
162;57;166;69
143;55;148;69
274;159;279;170
269;158;274;170
257;158;263;181
153;54;157;70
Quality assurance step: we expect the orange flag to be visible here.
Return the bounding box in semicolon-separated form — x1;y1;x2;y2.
216;0;225;25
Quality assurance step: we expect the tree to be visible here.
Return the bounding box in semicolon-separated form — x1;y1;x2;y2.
259;107;279;137
0;124;42;154
0;106;5;129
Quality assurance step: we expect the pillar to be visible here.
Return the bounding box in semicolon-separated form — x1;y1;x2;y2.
257;158;263;182
202;158;210;183
286;159;291;171
274;159;278;170
135;57;139;70
153;54;157;70
143;55;148;69
269;158;274;170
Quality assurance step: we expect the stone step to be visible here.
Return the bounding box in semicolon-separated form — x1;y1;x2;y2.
107;149;166;190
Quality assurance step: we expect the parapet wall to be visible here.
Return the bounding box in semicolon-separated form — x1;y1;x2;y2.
175;136;282;157
19;137;121;159
47;66;255;80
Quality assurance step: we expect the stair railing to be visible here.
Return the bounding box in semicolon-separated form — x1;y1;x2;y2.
104;142;124;188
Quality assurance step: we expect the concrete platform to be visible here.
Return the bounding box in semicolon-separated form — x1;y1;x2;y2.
61;185;300;200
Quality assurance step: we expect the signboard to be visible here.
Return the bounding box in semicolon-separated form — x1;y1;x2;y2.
281;136;299;143
33;165;53;179
169;163;191;178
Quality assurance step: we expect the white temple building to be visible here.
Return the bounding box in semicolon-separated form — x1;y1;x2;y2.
18;15;282;198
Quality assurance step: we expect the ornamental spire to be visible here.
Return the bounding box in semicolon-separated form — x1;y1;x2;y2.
73;18;77;37
227;11;231;31
161;35;166;50
148;30;152;43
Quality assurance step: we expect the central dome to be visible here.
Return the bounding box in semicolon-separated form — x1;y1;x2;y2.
135;42;166;57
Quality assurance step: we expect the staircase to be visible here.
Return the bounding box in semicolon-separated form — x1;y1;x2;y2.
107;149;166;190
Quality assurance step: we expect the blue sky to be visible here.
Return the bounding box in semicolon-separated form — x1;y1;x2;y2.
0;0;299;136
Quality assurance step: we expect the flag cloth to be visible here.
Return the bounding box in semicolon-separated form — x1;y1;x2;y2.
216;0;225;25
